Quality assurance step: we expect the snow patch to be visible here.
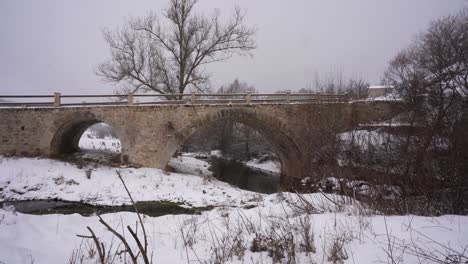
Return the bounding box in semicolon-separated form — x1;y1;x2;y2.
0;156;260;207
245;158;280;173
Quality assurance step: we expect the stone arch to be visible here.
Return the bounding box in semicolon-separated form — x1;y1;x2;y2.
49;111;126;158
160;107;304;181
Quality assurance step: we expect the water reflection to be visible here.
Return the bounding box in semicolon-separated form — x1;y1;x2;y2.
210;157;280;194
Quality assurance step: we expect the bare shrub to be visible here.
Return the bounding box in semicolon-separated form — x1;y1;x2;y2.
249;213;316;263
250;228;295;264
179;213;248;264
207;217;247;264
284;192;368;217
71;171;152;264
381;224;468;264
297;215;316;255
68;238;120;264
179;216;201;249
327;233;351;264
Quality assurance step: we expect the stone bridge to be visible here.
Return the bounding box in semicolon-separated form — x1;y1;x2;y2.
0;101;402;182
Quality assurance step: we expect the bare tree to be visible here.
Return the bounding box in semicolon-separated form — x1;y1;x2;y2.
215;79;257;156
306;70;369;99
179;79;275;160
346;78;369;99
380;8;468;214
97;0;256;99
217;78;256;95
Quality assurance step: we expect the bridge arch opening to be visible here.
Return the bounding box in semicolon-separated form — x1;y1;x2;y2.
169;120;282;193
78;123;121;153
160;107;304;186
50;114;123;164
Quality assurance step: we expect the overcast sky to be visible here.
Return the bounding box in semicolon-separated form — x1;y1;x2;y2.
0;0;466;95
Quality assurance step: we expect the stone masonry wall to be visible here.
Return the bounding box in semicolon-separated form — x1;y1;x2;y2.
0;101;402;180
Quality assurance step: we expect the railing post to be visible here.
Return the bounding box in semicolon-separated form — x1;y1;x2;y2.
344;92;349;103
286;91;290;103
191;91;196;104
246;92;251;104
54;92;61;107
128;92;134;106
317;92;321;103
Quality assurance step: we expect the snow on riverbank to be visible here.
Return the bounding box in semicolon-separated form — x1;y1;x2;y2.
168;152;212;177
1;156;467;263
0;156;260;207
245;158;280;173
1;193;468;263
169;151;281;175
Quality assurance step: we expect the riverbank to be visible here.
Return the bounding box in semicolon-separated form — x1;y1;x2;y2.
1;191;468;263
0;155;261;207
1;156;468;263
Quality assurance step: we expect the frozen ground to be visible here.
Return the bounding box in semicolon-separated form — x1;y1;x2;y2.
168;152;213;177
0;156;260;207
1;187;467;263
1;135;467;263
245;158;280;173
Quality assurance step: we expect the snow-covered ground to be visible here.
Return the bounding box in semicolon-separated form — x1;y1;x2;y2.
168;152;212;177
0;156;260;207
78;130;121;153
355;92;402;102
1;186;467;263
245;158;280;173
1;134;467;263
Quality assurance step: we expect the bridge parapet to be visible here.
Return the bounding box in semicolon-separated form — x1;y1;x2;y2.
0;92;349;108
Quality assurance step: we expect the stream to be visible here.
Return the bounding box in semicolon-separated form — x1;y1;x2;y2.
0;200;211;217
209;157;280;194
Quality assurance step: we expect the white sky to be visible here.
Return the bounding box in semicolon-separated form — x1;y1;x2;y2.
0;0;466;95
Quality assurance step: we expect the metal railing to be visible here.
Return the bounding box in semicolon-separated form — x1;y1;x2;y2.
0;92;349;108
